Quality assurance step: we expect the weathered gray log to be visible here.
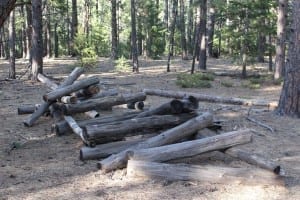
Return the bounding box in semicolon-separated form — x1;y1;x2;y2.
80;138;147;160
127;101;144;110
195;130;283;175
64;116;89;144
49;103;64;122
128;129;252;162
53;111;140;135
85;110;99;118
127;160;284;185
97;112;213;172
23;67;84;127
83;113;197;145
73;84;100;98
60;96;78;104
61;92;146;115
43;76;100;102
143;88;278;108
88;88;118;100
37;73;58;90
18;104;40;115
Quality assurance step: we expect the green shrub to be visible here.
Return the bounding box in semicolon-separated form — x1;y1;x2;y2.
176;73;213;88
221;80;234;87
114;56;131;72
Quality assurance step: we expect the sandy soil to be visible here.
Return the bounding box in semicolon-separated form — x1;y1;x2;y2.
0;57;299;200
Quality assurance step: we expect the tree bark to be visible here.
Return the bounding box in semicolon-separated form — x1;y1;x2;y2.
111;0;118;59
61;92;146;115
8;9;15;79
131;0;139;72
84;113;197;145
37;73;58;90
31;0;43;81
43;76;100;102
143;89;278;108
179;0;188;60
70;0;78;56
128;129;252;162
207;3;215;58
274;0;287;80
0;0;17;28
97;112;213;172
127;160;284;185
18;104;40;115
187;0;193;55
277;0;300;116
198;0;207;70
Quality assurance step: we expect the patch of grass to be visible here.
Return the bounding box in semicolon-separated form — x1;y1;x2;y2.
114;56;131;72
176;73;213;88
272;78;283;85
221;80;234;87
242;81;261;89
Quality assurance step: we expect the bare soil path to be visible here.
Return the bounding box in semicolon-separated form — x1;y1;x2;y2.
0;57;299;200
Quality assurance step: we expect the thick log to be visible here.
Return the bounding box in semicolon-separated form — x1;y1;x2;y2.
73;84;100;98
37;73;58;90
43;76;100;102
127;160;284;185
88;88;118;100
18;104;40;115
195;130;283;175
83;113;198;145
80;138;147;160
97;112;213;172
60;96;78;104
53;111;140;135
61;92;146;115
143;89;278;108
49;103;64;122
128;129;252;162
23;67;84;127
127;101;144;110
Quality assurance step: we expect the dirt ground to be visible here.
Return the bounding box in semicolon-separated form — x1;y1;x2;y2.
0;57;299;200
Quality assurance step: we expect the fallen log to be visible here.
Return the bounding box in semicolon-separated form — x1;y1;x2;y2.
83;113;198;145
73;84;100;98
53;111;140;135
127;160;284;185
195;130;283;175
37;73;58;90
88;88;118;100
127;101;144;110
128;129;252;162
18;104;40;115
61;92;146;115
64;116;89;144
143;88;278;108
23;67;84;127
60;96;78;104
43;76;100;102
135;96;198;118
49;103;64;122
97;112;213;172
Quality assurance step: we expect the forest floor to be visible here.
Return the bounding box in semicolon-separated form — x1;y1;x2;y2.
0;57;299;200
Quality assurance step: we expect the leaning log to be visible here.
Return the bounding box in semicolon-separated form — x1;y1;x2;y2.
127;160;284;186
97;112;213;173
143;88;278;108
53;111;140;135
195;130;283;175
61;92;146;115
128;129;252;162
23;67;84;127
83;113;198;145
64;116;89;144
43;76;100;102
37;73;58;90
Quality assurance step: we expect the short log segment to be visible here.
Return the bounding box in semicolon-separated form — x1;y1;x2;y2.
73;84;100;98
18;104;40;115
143;88;278;108
83;113;197;145
60;96;77;104
128;129;252;162
61;92;146;115
195;130;283;175
127;101;144;110
127;160;284;186
37;73;58;90
23;67;84;127
43;76;100;102
53;111;140;135
97;112;213;173
85;110;99;118
64;116;88;144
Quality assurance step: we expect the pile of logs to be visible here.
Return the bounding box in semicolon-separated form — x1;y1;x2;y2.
19;67;284;185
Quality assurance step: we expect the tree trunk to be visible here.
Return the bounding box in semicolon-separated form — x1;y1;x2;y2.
61;92;146;115
274;0;287;80
143;89;278;107
43;76;100;102
20;2;27;58
25;3;32;59
31;0;43;81
84;114;197;145
70;0;78;56
277;0;300;116
128;129;252;162
127;160;284;185
0;0;17;28
207;3;215;58
131;0;139;72
179;0;187;60
167;0;178;72
198;0;207;70
97;112;213;172
111;0;118;59
54;22;58;58
8;9;15;79
164;0;169;34
191;6;200;74
257;31;266;63
187;0;193;55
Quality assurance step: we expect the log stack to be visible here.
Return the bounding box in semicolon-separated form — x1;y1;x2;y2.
19;70;284;186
